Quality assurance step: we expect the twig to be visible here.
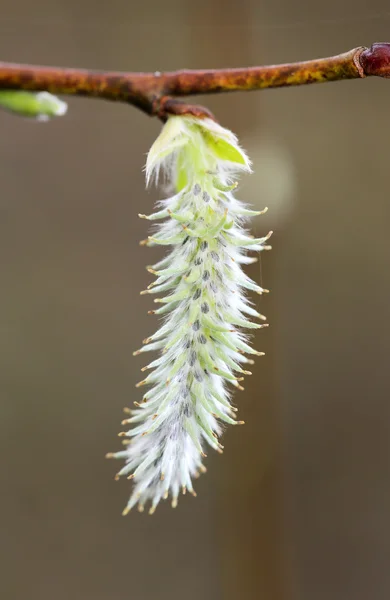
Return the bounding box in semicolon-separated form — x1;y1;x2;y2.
0;43;389;120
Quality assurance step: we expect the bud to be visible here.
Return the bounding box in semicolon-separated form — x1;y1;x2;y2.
0;91;67;121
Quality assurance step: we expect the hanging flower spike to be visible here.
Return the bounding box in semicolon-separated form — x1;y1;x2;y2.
107;116;272;515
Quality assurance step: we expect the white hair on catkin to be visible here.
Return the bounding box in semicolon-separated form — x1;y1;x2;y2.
107;115;272;514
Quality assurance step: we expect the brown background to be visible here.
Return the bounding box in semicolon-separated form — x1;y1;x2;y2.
1;1;390;599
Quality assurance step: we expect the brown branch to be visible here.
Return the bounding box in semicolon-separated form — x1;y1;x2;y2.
0;43;389;120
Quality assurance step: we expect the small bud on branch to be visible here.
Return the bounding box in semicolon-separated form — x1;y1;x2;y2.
0;43;389;120
0;90;67;120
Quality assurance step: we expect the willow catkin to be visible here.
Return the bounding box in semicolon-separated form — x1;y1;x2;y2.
107;116;272;514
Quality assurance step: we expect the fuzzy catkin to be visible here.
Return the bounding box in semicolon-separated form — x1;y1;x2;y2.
107;116;272;514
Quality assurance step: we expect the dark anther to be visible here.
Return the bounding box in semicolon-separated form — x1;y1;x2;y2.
202;191;210;203
201;302;209;314
194;257;203;266
202;270;210;281
193;288;201;300
193;184;201;196
182;236;189;245
189;350;197;366
194;370;203;382
181;385;189;397
199;334;207;344
192;319;201;331
200;241;208;251
210;251;219;262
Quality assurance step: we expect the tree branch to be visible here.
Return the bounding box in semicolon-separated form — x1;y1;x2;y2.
0;43;389;120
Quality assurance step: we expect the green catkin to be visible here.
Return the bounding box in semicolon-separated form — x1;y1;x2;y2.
107;116;272;514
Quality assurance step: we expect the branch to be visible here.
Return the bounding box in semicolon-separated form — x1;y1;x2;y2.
0;43;389;120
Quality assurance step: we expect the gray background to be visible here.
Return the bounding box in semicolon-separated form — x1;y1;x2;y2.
0;1;389;599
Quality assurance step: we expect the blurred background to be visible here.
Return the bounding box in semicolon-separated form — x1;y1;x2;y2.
1;1;390;599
